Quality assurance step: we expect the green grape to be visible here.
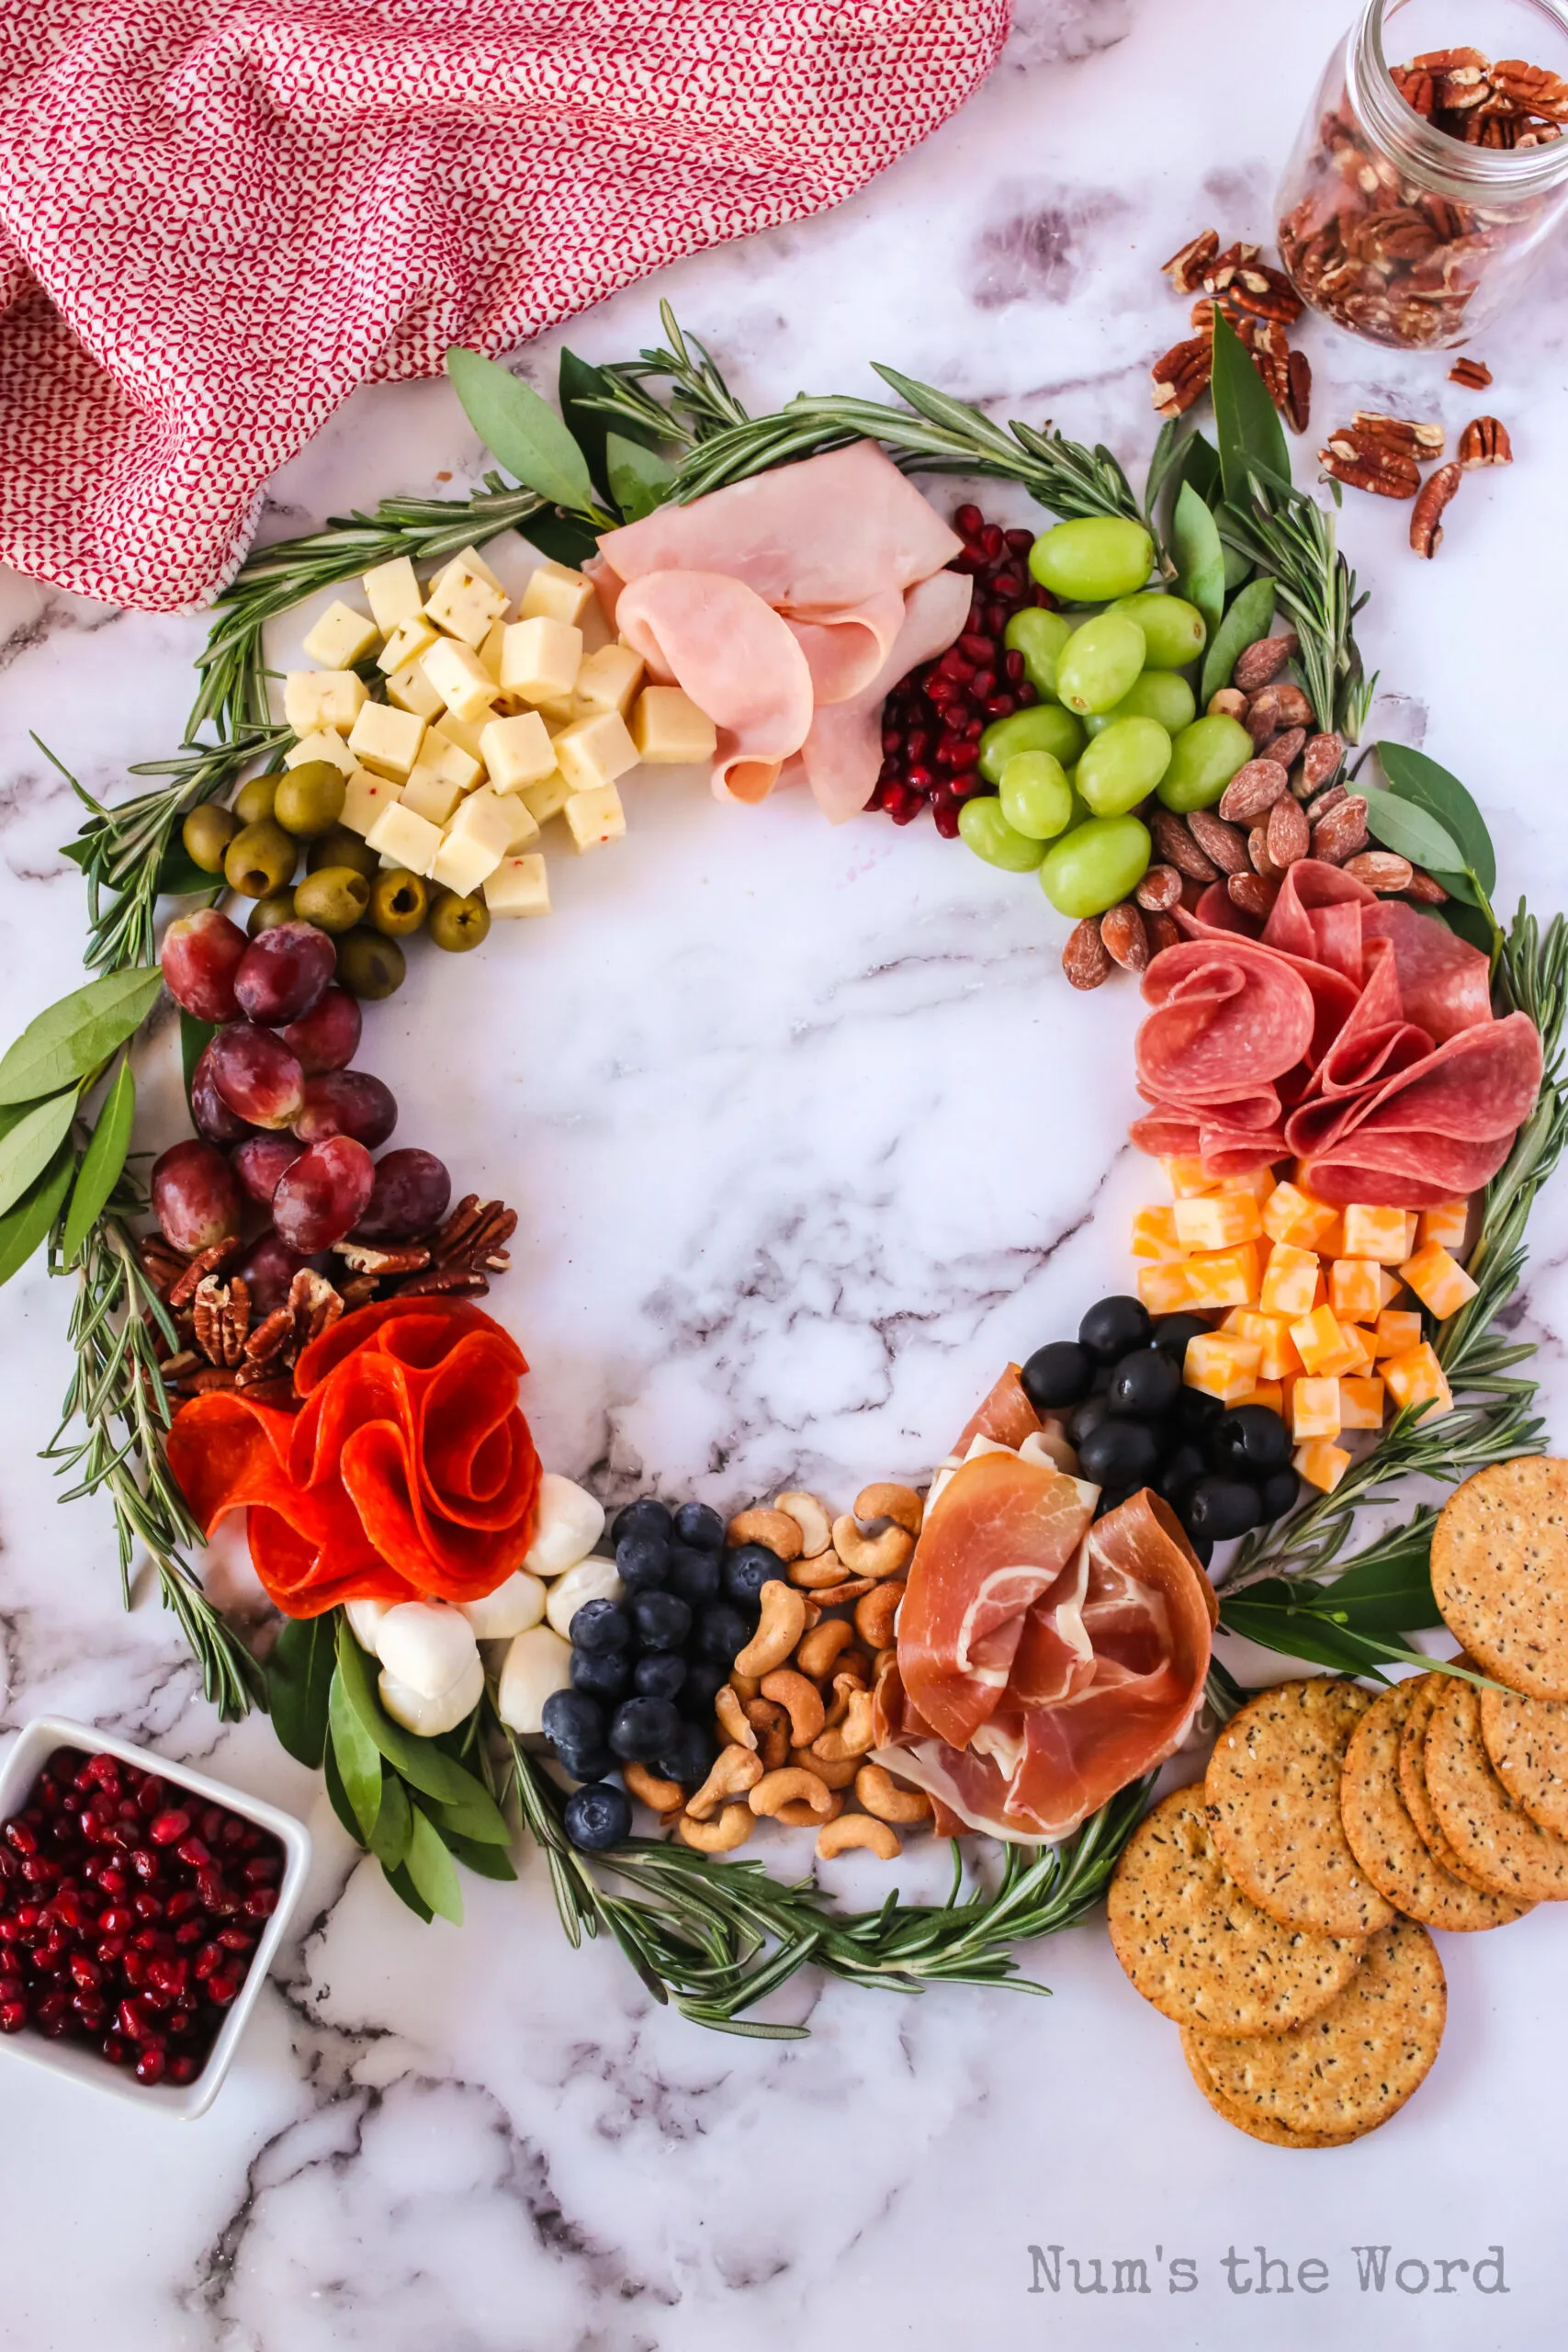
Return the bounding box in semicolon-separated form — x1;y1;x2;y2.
1107;592;1207;669
978;704;1085;786
1076;718;1173;818
1040;815;1153;918
1002;608;1074;701
958;795;1047;872
1055;614;1146;717
1027;517;1155;603
998;751;1073;841
1156;714;1254;813
1082;671;1197;739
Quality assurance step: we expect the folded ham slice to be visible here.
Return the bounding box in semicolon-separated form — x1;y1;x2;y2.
614;571;814;805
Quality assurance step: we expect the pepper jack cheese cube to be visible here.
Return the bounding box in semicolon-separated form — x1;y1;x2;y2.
410;732;481;797
340;768;402;836
1373;1308;1424;1360
1399;1241;1479;1321
429;831;502;899
432;713;490;771
362;556;423;637
1260;1243;1322;1319
485;853;551;919
563;782;626;853
1161;1157;1216;1200
1173;1193;1262;1252
285;729;355;777
1339;1376;1386;1430
573;642;644;718
1181;1243;1261;1309
283;670;367;735
378;614;439;677
631;685;718;764
399;764;465;827
424;555;509;648
423;639;500;725
500;616;582;705
1132;1205;1183;1261
1261;1180;1339;1252
479;711;557;794
1292;1377;1342;1441
302;599;378;669
1382;1341;1453;1418
385;658;445;720
553;709;638;796
519;770;573;825
1419;1200;1470;1251
1328;1259;1384;1322
365;799;442;877
1341;1204;1412;1264
519;560;595;628
1294;1441;1351;1494
1290;1305;1362;1379
1183;1333;1262;1404
348;701;425;782
450;785;539;856
1224;1308;1302;1381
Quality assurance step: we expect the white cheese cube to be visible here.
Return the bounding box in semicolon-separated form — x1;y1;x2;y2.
385;658;445;719
564;782;626;853
423;638;500;724
377;614;439;677
632;685;718;764
519;559;594;628
430;831;503;898
479;711;556;794
365;799;443;876
412;732;481;796
455;542;504;594
451;785;539;857
285;729;355;777
553;708;637;794
283;671;367;736
302;600;378;670
341;767;402;836
499;616;581;706
432;713;491;773
400;763;465;827
424;556;508;648
485;853;552;919
573;642;644;718
519;770;573;824
347;701;426;782
362;556;423;637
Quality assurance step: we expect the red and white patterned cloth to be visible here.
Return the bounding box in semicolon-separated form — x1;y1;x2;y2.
0;2;1007;614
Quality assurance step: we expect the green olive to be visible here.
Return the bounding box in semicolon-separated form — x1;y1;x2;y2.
429;891;491;952
370;868;430;936
246;890;298;937
335;927;407;1001
274;761;347;840
181;803;241;875
306;825;378;879
223;819;299;899
294;865;372;934
233;774;279;827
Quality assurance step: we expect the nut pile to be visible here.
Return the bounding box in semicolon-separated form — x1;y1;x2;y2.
1153;230;1312;433
1319;408;1513;558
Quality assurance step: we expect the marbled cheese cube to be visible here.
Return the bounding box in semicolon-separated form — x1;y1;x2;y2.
1382;1341;1453;1417
1260;1242;1321;1319
423;639;500;725
1328;1259;1383;1322
424;555;509;648
564;782;626;853
362;556;423;637
499;616;582;705
573;642;644;718
1224;1308;1302;1381
348;701;425;782
285;729;355;776
1341;1204;1412;1264
341;768;402;837
399;764;465;827
1373;1308;1424;1360
1338;1323;1377;1377
1160;1157;1216;1200
1293;1441;1350;1494
1261;1180;1339;1251
1399;1241;1479;1321
450;786;539;857
1237;1381;1284;1415
1289;1305;1360;1378
630;685;717;764
553;709;637;795
519;771;573;824
479;711;557;794
1292;1377;1342;1442
1173;1193;1262;1252
1181;1243;1260;1309
378;615;439;677
1377;1265;1404;1308
1183;1333;1262;1404
1338;1376;1386;1430
1131;1205;1183;1261
1419;1200;1470;1252
430;831;502;899
386;659;445;720
485;853;551;919
520;560;595;627
302;600;378;669
283;671;367;735
1217;1167;1278;1204
365;799;442;876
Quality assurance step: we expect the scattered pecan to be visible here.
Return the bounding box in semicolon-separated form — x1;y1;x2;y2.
1206;687;1248;722
337;1274;382;1308
1282;347;1312;435
1266;796;1311;867
1244;682;1314;743
136;1237;187;1295
1459;414;1512;467
1410;459;1462;557
232;1371;296;1408
1186;808;1251;876
1449;356;1492;389
1225;261;1304;326
186;1366;241;1395
1320;427;1422;499
1404;869;1450;905
1151;335;1213;418
393;1196;517;1296
244;1306;296;1366
1162;227;1220;295
1344;850;1415;892
1228;873;1278;922
1232;634;1300;694
1219;758;1291;825
1201;239;1261;293
1062;918;1111;990
1145;911;1182;957
1100;902;1150;974
1352;412;1446;458
160;1350;202;1382
1312;795;1371;864
192;1275;250;1369
1134;863;1183;913
1299;734;1345;797
1150;808;1219;882
332;1240;433;1276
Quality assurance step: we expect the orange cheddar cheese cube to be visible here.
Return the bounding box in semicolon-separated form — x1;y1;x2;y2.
1184;1333;1263;1403
1399;1241;1479;1322
1373;1308;1424;1361
1161;1156;1217;1199
1377;1265;1404;1309
1238;1382;1285;1415
1292;1376;1342;1441
1136;1261;1202;1316
1382;1341;1453;1419
1173;1193;1263;1251
1341;1204;1412;1263
1337;1322;1378;1377
1328;1259;1384;1322
1419;1199;1470;1252
1224;1308;1303;1381
1293;1440;1351;1493
1289;1305;1362;1379
1183;1243;1261;1309
1261;1182;1339;1252
1218;1167;1278;1203
1132;1205;1184;1261
1338;1375;1386;1430
1260;1243;1322;1319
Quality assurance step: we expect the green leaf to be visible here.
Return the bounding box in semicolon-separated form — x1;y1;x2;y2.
0;967;162;1106
1439;896;1497;956
61;1057;134;1261
0;1091;78;1221
1211;308;1292;505
180;1013;217;1111
1179;430;1224;511
321;1736;367;1848
1220;541;1253;594
333;1619;493;1809
424;1780;511;1848
1360;786;1465;875
0;1146;73;1289
383;1860;434;1923
1312;1548;1441;1634
404;1804;464;1925
153;843;220;901
1218;1595;1401;1679
268;1614;337;1770
518;508;600;567
605;432;675;523
445;1831;518;1882
446;348;598;514
1374;741;1496;895
329;1666;384;1843
558;347;615;502
1144;417;1192;523
1171;481;1225;643
1201;574;1277;706
368;1772;412;1872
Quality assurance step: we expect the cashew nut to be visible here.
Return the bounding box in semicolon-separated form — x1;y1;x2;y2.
822;1668;863;1729
677;1806;754;1852
854;1482;924;1535
726;1507;804;1563
793;1744;857;1790
854;1579;905;1652
734;1580;807;1677
789;1549;852;1590
728;1667;761;1703
743;1697;792;1770
855;1763;932;1825
777;1791;844;1827
831;1515;914;1579
776;1490;832;1557
624;1760;684;1815
811;1689;876;1763
750;1766;837;1818
759;1667;826;1746
797;1619;855;1680
822;1577;875;1606
817;1813;902;1860
687;1743;764;1821
714;1686;757;1749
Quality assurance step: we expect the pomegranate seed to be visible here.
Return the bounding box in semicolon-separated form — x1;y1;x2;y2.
96;1937;128;1965
969;670;997;701
217;1928;254;1953
984;695;1016;719
0;2000;27;2034
4;1824;38;1858
164;1889;198;1919
135;2046;167;2086
243;1889;277;1922
980;525;1003;559
149;1809;191;1847
122;1951;148;1987
175;1838;210;1868
207;1974;241;2006
0;1921;21;1946
931;797;962;839
937;650;974;684
133;1894;163;1923
131;1849;159;1883
67;1951;101;1990
1016;682;1039;708
175;1921;205;1948
887;792;921;826
21;1859;55;1884
97;1867;128;1898
958;631;993;662
195;1943;222;1982
101;2034;130;2065
98;1906;134;1936
954;503;983;537
73;1996;107;2032
167;2053;199;2086
1005;527;1034;553
949;741;981;772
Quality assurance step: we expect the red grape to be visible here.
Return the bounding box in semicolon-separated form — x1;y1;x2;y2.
190;1043;254;1145
355;1148;451;1240
232;1134;303;1207
160;910;247;1023
233;923;335;1026
236;1230;308;1315
282;985;360;1075
272;1137;375;1252
151;1142;243;1255
292;1071;397;1149
207;1023;305;1130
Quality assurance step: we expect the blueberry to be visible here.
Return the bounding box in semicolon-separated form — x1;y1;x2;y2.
680;1659;730;1718
1107;1348;1180;1420
673;1500;726;1553
1078;1295;1151;1363
556;1743;616;1784
666;1544;722;1607
1180;1476;1262;1542
634;1652;687;1702
563;1781;631;1852
723;1544;783;1611
1257;1465;1302;1523
1068;1395;1112;1449
1077;1419;1159;1489
1210;1404;1292;1475
1148;1313;1211;1362
1020;1340;1094;1412
658;1720;716;1789
570;1647;632;1701
542;1690;605;1757
628;1589;693;1652
1156;1442;1207;1503
696;1601;751;1663
609;1696;682;1762
615;1531;670;1590
570;1598;630;1654
611;1497;672;1546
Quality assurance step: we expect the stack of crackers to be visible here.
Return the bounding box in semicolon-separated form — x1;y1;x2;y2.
1108;1455;1568;2149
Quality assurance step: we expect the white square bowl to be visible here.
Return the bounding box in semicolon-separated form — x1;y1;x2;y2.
0;1715;311;2120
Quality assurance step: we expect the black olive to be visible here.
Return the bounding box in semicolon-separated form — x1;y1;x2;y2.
1093;1484;1137;1519
628;1589;693;1652
1210;1403;1293;1475
1156;1442;1207;1502
672;1500;726;1552
611;1497;671;1546
570;1598;630;1654
1021;1340;1095;1412
1107;1348;1181;1420
1181;1476;1263;1541
1148;1312;1212;1361
1174;1385;1225;1441
1078;1295;1152;1363
1077;1419;1160;1489
570;1647;631;1700
1257;1465;1303;1522
563;1781;632;1851
608;1696;682;1762
1068;1395;1112;1449
1185;1529;1215;1569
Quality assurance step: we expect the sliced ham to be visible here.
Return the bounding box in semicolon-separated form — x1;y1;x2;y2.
795;569;974;822
614;571;814;805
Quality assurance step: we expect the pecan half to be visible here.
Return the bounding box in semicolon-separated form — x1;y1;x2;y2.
1458;414;1512;467
1225;262;1304;326
1320;427;1422;498
1282;347;1312;436
1201;240;1261;294
1449;355;1492;389
1491;59;1568;120
1151;335;1213;418
1232;633;1300;695
1352;412;1446;458
167;1237;243;1311
1162;228;1220;294
332;1240;433;1276
1186;808;1250;876
1344;850;1416;893
192;1274;251;1369
1150;808;1219;883
1134;863;1183;912
1062;918;1111;990
244;1306;296;1365
1100;902;1150;974
1312;796;1371;864
136;1236;187;1295
1410;459;1462;556
1219;758;1291;825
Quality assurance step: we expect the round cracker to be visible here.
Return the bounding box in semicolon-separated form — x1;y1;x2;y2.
1109;1785;1364;2036
1204;1678;1396;1938
1397;1672;1500;1894
1431;1457;1568;1702
1340;1680;1533;1932
1480;1683;1568;1838
1187;1915;1445;2140
1425;1675;1568;1901
1181;2031;1359;2149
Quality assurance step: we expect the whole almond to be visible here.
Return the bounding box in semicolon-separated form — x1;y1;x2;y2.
1245;682;1315;743
1134;863;1183;912
1312;795;1370;865
1404;868;1450;905
1100;901;1150;973
1228;872;1279;922
1232;632;1301;694
1187;807;1251;875
1150;807;1219;882
1207;687;1248;721
1259;726;1307;776
1306;782;1348;823
1248;825;1283;882
1145;910;1181;956
1299;733;1345;797
1218;758;1291;825
1063;918;1111;989
1344;849;1414;893
1266;794;1311;866
1178;875;1208;914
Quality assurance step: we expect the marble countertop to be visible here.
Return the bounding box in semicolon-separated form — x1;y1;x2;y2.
4;0;1568;2343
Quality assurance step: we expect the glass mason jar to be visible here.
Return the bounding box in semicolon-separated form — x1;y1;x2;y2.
1277;0;1568;347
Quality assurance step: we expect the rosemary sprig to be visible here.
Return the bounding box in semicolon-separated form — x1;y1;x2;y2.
1217;473;1371;741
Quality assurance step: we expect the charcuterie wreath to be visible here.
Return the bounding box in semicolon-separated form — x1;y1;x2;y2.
6;301;1567;2135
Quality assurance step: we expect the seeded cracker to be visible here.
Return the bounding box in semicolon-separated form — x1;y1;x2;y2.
1180;2032;1359;2149
1186;1917;1446;2142
1397;1671;1501;1893
1431;1457;1568;1701
1108;1785;1365;2036
1340;1680;1534;1932
1205;1679;1396;1938
1424;1677;1568;1901
1481;1684;1568;1838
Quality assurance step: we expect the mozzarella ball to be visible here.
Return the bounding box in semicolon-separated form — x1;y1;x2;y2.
524;1473;606;1578
379;1651;485;1737
376;1600;480;1699
544;1554;623;1639
459;1570;547;1639
495;1624;573;1734
344;1597;393;1655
